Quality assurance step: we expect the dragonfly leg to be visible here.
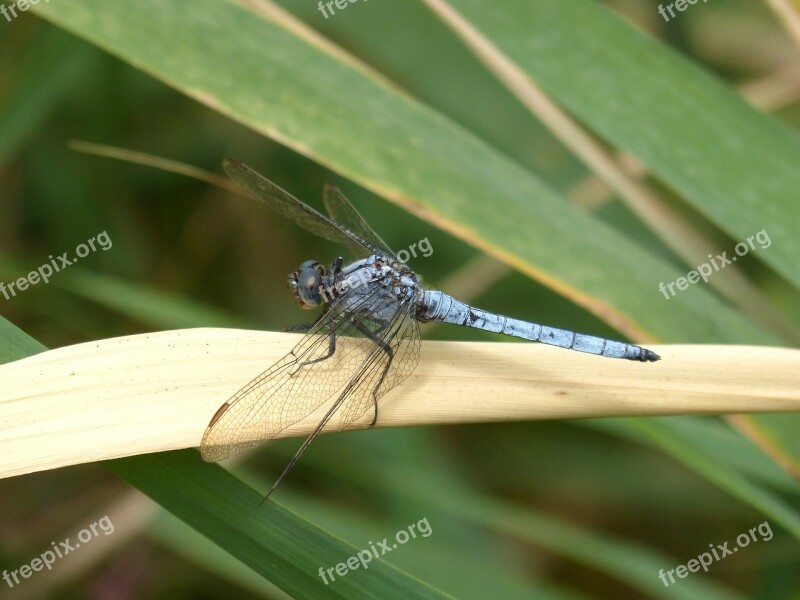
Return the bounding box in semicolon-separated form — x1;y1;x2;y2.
289;310;339;371
297;331;336;367
353;321;393;426
285;306;332;334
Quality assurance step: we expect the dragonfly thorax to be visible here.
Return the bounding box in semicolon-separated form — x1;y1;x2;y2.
290;254;421;312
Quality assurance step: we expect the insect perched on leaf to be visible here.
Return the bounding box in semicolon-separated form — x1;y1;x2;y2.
200;160;660;502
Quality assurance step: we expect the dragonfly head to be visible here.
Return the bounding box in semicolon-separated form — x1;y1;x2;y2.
288;259;324;309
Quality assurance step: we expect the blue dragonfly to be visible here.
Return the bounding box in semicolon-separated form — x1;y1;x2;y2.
201;160;660;500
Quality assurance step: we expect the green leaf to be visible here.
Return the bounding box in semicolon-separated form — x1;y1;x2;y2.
0;315;46;362
31;0;775;346
584;415;800;542
275;429;747;600
106;451;450;600
0;27;95;166
583;417;800;497
0;256;250;330
737;414;800;479
628;418;800;539
438;0;800;289
57;269;251;330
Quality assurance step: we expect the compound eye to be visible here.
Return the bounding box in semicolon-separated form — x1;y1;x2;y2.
298;259;320;270
296;267;321;306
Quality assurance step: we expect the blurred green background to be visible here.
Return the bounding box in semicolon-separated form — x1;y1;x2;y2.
1;0;799;598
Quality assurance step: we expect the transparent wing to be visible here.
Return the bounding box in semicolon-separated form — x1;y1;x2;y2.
223;159;381;258
200;283;419;462
323;183;398;261
256;297;421;499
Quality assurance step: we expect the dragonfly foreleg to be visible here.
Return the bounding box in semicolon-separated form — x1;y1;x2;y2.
353;321;393;426
305;331;336;365
289;332;337;379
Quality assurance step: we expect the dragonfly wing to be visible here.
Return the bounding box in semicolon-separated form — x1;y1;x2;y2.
256;294;421;499
200;283;393;462
323;183;398;261
223;159;378;258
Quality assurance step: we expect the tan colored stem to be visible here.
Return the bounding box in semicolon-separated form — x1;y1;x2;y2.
1;328;798;479
763;0;800;48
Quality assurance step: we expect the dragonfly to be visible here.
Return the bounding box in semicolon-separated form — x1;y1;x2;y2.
200;159;660;501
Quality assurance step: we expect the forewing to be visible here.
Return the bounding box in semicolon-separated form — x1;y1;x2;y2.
323;183;398;260
223;159;377;258
200;285;389;462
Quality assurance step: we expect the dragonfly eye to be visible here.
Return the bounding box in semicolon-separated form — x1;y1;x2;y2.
288;261;322;309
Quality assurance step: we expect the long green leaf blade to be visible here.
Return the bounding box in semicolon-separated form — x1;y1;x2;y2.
31;0;775;345
436;0;800;289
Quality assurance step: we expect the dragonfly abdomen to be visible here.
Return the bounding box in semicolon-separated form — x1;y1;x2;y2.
418;291;659;362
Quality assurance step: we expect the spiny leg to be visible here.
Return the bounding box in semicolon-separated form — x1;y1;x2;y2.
284;305;330;335
289;309;338;372
296;331;336;368
353;321;394;426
